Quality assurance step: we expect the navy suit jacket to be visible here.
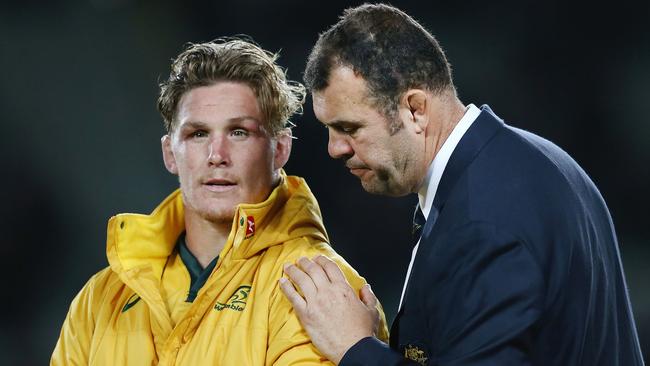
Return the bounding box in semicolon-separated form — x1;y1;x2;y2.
340;106;644;365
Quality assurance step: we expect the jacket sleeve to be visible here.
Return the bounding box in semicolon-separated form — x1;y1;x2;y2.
265;282;333;365
265;243;390;365
51;272;105;366
340;337;419;366
342;221;544;365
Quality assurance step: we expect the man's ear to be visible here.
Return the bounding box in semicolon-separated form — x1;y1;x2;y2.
161;134;178;175
273;128;293;170
400;89;428;134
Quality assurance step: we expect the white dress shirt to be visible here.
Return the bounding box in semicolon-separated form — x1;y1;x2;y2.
398;104;482;310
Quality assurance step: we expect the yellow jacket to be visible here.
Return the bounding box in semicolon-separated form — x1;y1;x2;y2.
52;175;388;365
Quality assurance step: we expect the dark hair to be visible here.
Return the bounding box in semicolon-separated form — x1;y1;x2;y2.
304;3;454;120
158;37;305;135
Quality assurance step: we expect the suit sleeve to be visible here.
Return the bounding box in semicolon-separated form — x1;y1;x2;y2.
340;336;419;365
50;277;98;366
342;221;544;365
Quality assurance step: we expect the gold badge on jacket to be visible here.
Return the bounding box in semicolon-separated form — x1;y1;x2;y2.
403;344;428;365
215;285;252;312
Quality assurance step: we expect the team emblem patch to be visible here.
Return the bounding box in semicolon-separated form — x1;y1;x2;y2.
245;215;255;238
403;344;429;365
215;285;252;312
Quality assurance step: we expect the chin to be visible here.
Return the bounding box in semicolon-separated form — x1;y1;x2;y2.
191;201;236;224
202;209;236;224
361;181;389;196
362;178;409;197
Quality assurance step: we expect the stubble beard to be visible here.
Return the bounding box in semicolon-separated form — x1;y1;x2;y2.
364;153;413;198
360;167;404;197
200;204;236;226
183;189;236;227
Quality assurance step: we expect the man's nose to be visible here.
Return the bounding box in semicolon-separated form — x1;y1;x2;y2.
207;135;230;166
327;131;353;160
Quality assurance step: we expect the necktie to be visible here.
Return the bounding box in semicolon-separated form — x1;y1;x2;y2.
398;205;426;310
394;205;428;342
412;206;426;245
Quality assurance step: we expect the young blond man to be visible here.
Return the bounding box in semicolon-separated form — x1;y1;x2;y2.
52;38;387;365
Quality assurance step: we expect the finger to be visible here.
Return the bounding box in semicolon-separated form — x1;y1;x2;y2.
360;283;378;309
296;256;331;289
283;263;318;299
313;255;348;284
360;284;380;336
278;277;307;313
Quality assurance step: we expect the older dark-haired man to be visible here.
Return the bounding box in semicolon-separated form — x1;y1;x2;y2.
280;4;644;366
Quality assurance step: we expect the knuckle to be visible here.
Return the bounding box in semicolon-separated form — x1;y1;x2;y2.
284;264;296;275
297;257;313;269
314;254;328;263
324;261;339;272
286;266;305;280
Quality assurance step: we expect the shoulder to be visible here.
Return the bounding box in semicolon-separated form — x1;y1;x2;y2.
69;267;123;316
265;237;366;290
445;125;593;232
84;267;121;295
480;125;589;189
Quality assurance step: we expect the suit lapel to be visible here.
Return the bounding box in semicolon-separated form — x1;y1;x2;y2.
390;105;506;348
431;105;505;214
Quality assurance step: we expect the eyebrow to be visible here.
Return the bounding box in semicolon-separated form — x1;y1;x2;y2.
325;119;363;128
179;116;262;130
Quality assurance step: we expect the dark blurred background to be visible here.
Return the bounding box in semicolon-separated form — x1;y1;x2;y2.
1;0;648;364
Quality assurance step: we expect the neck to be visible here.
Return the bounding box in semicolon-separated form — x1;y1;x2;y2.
424;92;467;167
184;210;231;269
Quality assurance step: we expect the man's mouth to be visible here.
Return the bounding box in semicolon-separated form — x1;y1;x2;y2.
203;179;237;192
348;166;370;178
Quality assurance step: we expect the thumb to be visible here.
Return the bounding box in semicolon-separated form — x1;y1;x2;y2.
360;283;377;308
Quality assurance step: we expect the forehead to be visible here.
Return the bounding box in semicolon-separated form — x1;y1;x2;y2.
312;66;376;123
176;82;263;126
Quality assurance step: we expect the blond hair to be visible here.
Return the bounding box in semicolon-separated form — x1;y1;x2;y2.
158;37;305;135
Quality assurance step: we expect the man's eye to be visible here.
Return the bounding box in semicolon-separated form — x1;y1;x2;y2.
336;125;358;134
190;130;207;138
231;129;249;138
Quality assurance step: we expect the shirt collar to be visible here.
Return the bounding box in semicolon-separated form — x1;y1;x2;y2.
418;104;481;219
